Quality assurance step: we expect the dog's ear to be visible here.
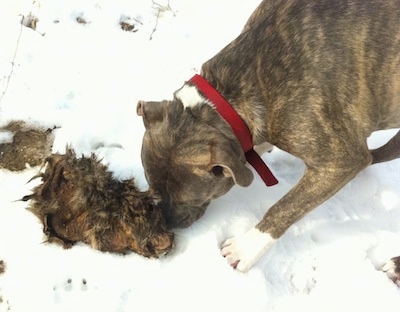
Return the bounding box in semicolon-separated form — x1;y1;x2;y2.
210;142;253;187
137;100;183;128
137;100;167;128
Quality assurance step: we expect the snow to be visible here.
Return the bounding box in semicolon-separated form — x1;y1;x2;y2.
0;0;399;311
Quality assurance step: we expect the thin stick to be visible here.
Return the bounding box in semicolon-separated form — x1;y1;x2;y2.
0;16;24;105
149;0;175;40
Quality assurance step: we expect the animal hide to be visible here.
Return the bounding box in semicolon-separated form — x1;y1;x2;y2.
23;148;174;258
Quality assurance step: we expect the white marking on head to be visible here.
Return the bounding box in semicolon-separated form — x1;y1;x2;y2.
174;84;207;108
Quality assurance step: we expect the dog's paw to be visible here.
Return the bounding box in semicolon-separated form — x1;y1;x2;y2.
383;256;400;287
221;228;276;272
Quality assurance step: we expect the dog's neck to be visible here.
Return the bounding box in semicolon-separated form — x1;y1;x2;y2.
175;75;278;187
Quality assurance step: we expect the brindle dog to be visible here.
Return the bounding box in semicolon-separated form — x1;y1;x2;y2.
137;0;400;277
23;148;173;258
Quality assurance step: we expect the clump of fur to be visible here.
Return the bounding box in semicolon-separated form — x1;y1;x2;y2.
23;148;174;258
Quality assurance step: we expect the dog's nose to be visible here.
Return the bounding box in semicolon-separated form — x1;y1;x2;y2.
136;100;146;116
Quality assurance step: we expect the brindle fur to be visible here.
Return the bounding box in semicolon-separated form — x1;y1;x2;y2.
23;148;174;258
199;0;400;237
137;0;400;273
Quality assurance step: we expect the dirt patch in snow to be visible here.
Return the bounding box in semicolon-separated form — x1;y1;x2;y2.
0;121;55;171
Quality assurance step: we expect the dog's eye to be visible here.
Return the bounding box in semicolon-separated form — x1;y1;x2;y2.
211;165;224;177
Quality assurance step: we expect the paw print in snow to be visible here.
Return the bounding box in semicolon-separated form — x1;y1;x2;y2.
53;277;89;304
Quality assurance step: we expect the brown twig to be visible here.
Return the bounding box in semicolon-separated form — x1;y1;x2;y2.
0;0;45;106
0;0;42;106
149;0;176;40
0;16;24;106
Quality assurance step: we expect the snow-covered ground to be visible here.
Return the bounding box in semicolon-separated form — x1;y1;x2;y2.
0;1;399;311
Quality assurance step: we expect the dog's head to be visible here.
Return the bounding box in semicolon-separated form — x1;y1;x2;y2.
137;99;253;228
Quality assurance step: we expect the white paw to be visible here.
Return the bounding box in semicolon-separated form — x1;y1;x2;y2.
221;228;276;272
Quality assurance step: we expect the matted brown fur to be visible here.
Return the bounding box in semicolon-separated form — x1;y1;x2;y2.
23;148;174;258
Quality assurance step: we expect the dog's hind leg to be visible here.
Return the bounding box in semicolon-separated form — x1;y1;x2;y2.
370;130;400;164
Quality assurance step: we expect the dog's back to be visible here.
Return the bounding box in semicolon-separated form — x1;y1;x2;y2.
202;0;400;149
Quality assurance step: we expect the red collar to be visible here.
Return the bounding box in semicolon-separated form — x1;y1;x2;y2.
189;74;278;187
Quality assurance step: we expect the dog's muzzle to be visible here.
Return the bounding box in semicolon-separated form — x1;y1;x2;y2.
161;199;210;229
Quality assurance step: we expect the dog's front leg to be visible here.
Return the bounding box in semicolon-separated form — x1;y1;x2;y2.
221;161;370;272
